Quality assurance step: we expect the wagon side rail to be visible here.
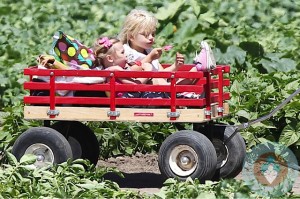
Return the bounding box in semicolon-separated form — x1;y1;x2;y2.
23;65;230;123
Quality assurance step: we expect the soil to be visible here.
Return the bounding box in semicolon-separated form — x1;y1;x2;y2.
98;152;164;194
98;153;300;195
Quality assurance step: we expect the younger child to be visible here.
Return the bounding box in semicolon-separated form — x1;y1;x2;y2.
93;36;153;98
93;36;152;85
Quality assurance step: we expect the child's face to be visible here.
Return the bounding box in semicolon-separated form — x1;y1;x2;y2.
130;31;156;52
112;42;127;68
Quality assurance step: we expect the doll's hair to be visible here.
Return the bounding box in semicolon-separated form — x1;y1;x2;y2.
118;9;157;44
93;37;120;67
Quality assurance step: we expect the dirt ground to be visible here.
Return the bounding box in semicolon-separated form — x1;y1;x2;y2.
98;152;163;194
98;153;300;195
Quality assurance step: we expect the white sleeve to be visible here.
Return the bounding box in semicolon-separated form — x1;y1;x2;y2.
70;66;106;83
71;76;105;84
124;44;142;64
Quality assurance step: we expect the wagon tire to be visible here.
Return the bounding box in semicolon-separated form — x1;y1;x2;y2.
211;126;246;180
12;127;72;167
158;130;217;181
51;121;99;165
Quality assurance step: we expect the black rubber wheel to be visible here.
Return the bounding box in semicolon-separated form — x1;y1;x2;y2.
51;121;100;165
12;127;72;167
194;124;246;180
213;126;246;179
158;130;217;182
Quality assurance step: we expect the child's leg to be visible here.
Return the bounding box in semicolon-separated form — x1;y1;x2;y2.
152;78;170;85
175;67;197;85
130;64;143;71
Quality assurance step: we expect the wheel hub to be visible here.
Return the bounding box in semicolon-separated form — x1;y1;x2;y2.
180;156;190;165
25;143;54;167
178;151;196;170
36;154;45;162
169;145;198;177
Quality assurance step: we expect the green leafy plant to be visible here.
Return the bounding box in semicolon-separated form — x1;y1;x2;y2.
90;121;175;158
0;103;41;163
1;0;300;197
0;153;143;198
223;68;300;160
154;177;297;199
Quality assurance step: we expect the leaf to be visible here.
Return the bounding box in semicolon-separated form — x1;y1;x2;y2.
154;191;167;199
125;147;133;155
22;16;32;24
189;0;201;16
251;122;275;129
155;0;186;20
200;10;217;24
163;178;177;185
70;164;85;172
257;137;271;144
78;183;100;190
284;80;299;92
173;16;201;44
259;53;297;72
265;84;276;94
279;129;300;147
6;152;18;166
226;45;247;65
236;110;250;120
215;46;246;66
20;154;37;165
196;192;216;199
0;5;11;15
159;23;175;38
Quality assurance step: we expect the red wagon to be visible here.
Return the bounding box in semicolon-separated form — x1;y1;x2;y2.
12;64;246;181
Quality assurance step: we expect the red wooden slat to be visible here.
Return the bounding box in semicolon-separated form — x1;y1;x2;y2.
204;71;211;119
24;82;51;90
23;64;230;113
210;79;230;88
218;68;224;116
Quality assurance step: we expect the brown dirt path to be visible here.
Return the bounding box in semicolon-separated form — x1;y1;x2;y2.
98;153;300;195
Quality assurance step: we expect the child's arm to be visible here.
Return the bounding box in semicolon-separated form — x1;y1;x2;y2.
37;55;69;70
107;65;150;84
141;48;162;64
159;52;184;72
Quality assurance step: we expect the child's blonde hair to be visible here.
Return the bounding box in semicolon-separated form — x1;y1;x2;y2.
93;37;120;67
119;9;158;44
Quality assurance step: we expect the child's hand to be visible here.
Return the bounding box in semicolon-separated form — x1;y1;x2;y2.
37;55;55;68
149;48;162;61
175;52;184;69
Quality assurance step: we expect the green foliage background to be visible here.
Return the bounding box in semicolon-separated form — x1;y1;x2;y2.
1;0;300;197
1;0;300;157
0;0;300;154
